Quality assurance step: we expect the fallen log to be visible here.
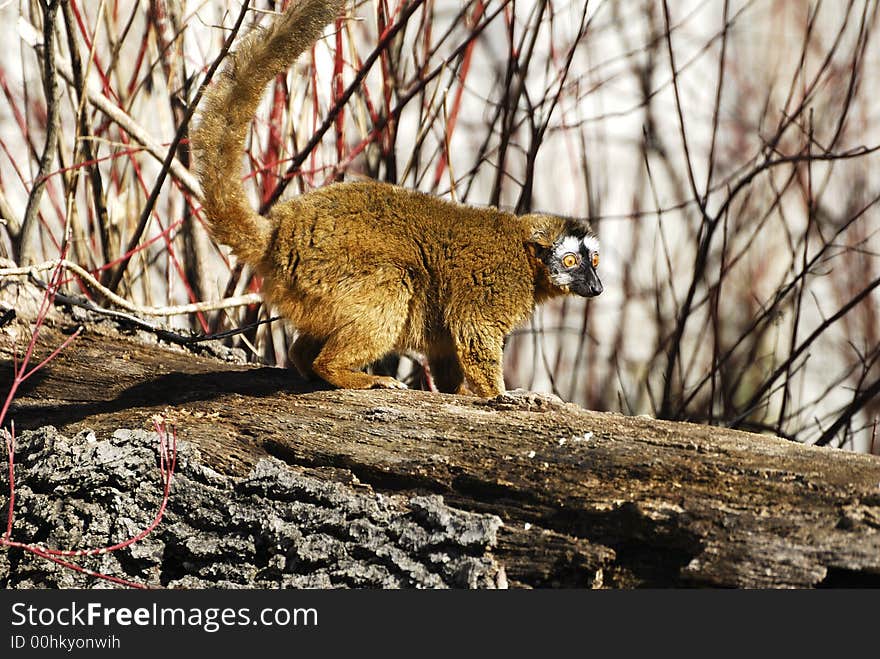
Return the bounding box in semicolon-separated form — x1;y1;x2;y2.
2;313;880;588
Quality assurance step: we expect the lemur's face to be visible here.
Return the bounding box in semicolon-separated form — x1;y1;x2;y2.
544;233;603;297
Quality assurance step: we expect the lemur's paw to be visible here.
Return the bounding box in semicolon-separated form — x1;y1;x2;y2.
370;376;409;390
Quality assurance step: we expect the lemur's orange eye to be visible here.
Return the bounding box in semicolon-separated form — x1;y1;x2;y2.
592;252;599;268
562;253;578;268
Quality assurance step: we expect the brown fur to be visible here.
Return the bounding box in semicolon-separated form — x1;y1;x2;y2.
191;0;594;397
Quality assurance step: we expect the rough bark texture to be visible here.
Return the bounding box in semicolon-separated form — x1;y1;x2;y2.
1;427;503;588
2;289;880;588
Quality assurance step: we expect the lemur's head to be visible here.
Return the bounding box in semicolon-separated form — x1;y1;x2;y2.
525;215;603;298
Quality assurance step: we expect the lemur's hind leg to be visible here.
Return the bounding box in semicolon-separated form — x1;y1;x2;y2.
289;333;324;380
312;330;408;390
311;281;410;390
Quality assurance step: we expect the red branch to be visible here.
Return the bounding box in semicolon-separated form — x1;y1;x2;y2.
0;249;177;589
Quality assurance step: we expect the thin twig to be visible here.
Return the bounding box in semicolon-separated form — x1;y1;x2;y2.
0;259;262;316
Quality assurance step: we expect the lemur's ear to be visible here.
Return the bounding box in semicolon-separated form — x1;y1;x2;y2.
524;214;561;255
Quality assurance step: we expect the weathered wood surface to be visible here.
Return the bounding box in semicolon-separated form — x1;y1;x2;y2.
2;312;880;588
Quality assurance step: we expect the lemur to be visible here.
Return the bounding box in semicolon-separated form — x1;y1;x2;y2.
191;0;602;397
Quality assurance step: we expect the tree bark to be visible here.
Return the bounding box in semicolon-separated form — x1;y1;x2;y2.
2;311;880;588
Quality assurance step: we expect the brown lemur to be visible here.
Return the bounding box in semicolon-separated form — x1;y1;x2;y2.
190;0;602;397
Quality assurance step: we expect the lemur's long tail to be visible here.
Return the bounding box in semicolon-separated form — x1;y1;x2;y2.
191;0;344;265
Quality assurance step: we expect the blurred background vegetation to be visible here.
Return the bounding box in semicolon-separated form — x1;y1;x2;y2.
0;0;878;451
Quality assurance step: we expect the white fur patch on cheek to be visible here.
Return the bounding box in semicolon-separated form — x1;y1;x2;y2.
582;235;600;254
550;271;573;286
554;235;581;257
